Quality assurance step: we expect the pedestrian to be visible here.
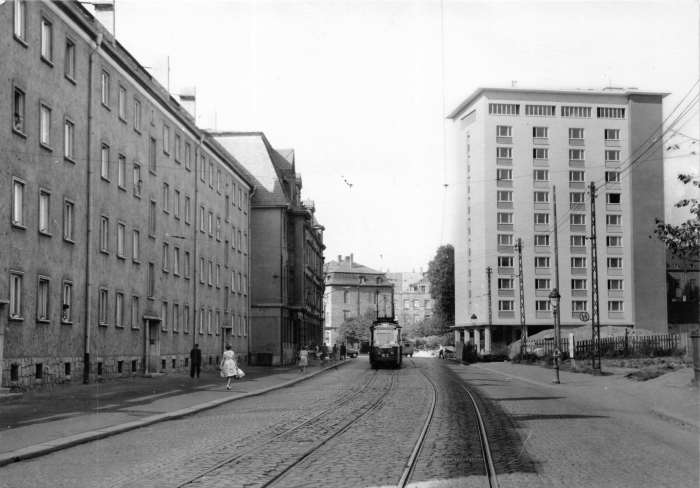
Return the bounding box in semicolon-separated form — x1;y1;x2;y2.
299;346;309;372
321;343;329;360
333;343;340;360
190;343;202;378
220;344;238;390
438;345;444;359
340;343;347;360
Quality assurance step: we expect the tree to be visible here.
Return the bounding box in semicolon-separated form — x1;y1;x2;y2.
426;244;455;324
653;174;700;259
336;308;374;346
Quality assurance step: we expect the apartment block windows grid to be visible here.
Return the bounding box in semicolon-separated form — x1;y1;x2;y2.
535;301;551;311
533;148;549;159
39;189;51;235
497;126;512;137
605;129;620;141
533;127;548;138
525;105;555;117
561;106;591;118
569;150;585;161
497;169;512;181
535;279;551;290
499;301;514;311
37;276;49;322
571;235;586;247
605;150;621;162
40;17;53;63
608;301;624;312
535;257;550;269
497;213;513;224
598;107;626;119
534;213;549;225
497;147;512;159
607;215;622;226
534;192;549;203
10;271;23;319
533;170;549;182
608;258;623;269
569;128;584;141
64;119;74;160
489;104;519;115
571;214;586;225
572;257;587;269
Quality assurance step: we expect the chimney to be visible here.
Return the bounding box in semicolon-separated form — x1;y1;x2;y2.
512;81;517;87
350;254;354;265
93;1;115;37
151;55;170;91
179;87;196;119
337;255;341;263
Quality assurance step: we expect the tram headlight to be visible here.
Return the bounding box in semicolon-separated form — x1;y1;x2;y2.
389;351;394;356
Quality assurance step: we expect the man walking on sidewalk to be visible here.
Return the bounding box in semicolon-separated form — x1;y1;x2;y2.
190;344;202;378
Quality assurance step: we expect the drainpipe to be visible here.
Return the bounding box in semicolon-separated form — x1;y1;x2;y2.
193;134;204;348
247;185;256;365
84;32;103;384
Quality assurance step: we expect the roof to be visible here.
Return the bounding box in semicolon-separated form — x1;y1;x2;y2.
447;86;671;119
276;149;295;169
324;258;392;287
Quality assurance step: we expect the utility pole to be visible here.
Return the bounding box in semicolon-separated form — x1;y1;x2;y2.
589;182;602;375
486;267;493;326
516;238;527;357
552;186;561;383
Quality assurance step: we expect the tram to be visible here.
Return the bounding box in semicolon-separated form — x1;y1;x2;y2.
369;290;402;369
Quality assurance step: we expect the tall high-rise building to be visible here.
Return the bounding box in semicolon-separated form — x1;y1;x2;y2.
448;87;669;352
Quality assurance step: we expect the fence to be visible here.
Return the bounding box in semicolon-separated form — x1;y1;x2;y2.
524;332;694;358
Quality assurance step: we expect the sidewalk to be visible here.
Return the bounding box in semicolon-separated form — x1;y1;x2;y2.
456;359;700;430
0;358;350;468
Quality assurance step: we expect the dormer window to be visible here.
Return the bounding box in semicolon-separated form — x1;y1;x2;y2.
359;275;366;285
376;277;382;285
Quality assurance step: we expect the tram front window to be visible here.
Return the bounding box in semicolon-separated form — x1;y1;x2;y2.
374;330;398;346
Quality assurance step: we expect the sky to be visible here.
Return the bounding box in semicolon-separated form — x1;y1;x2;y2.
99;0;699;274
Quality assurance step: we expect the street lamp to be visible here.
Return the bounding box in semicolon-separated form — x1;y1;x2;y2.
471;314;477;325
549;287;561;384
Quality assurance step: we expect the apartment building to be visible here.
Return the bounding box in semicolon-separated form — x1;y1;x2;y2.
388;274;435;327
213;133;325;366
1;0;252;388
448;87;669;353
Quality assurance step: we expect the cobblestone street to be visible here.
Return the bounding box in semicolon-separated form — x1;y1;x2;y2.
1;358;697;487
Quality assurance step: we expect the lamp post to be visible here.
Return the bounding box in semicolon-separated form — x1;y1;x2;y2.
549;288;561;384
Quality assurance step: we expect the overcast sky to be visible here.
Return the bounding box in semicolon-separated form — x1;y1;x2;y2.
104;0;699;274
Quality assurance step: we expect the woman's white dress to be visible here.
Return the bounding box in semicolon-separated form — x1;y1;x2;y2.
221;350;237;378
299;350;308;367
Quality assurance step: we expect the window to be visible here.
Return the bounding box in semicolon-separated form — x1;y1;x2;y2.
208;261;213;285
101;144;109;179
497;191;513;203
413;299;420;309
607;193;621;204
570;192;585;207
149;137;156;173
533;127;548;138
132;229;140;262
163;183;169;213
425;300;431;309
199;308;204;334
216;217;221;240
569;171;585;183
184;251;190;279
41;18;53;62
535;301;551;311
10;271;23;319
174;190;180;219
605;129;620;141
116;292;124;327
498;234;513;246
569;128;584;140
117;222;125;257
238;230;243;252
571;235;586;246
535;279;550;290
561;106;591;118
239;189;244;209
64;119;74;160
148;262;155;298
216;265;221;287
132;296;140;328
118;85;126;120
185;143;191;170
498;256;514;267
185;196;191;224
118;154;126;188
162;243;169;271
489;104;520;115
65;38;76;79
14;0;26;41
571;214;586;225
161;301;168;331
208;212;213;236
571;279;587;290
101;71;110;106
217;170;221;192
534;235;550;246
605;171;620;182
100;216;109;252
535;213;549;224
199;258;205;284
605;150;620;162
597;107;625;119
498;278;514;290
174;247;180;275
199;207;205;232
62;281;72;322
40;104;51;147
37;276;49;321
526;105;555;116
63;199;74;241
183;305;190;333
163;124;170;154
607;215;622;226
200;156;206;182
497;213;513;224
569;149;585;161
150;108;155;125
607;236;622;248
535;257;550;268
572;301;588;312
39;189;51;234
497;126;512;137
497;169;512;181
571;257;587;268
534;192;549;203
607;258;623;269
499;301;514;311
608;301;624;312
207;310;212;334
149;200;157;236
497;147;512;158
403;300;409;309
134;99;141;131
13;86;26;133
608;280;624;290
174;134;181;162
99;288;108;325
133;163;141;196
533;170;549;181
209;162;214;187
533;148;549;159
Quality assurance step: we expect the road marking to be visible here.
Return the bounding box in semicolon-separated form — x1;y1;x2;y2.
125;390;183;402
19;412;82;424
93;404;120;410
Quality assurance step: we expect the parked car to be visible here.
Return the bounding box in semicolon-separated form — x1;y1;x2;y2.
346;346;359;358
402;341;415;357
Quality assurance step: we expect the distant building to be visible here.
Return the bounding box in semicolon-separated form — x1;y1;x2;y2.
386;271;424;292
393;275;435;328
666;250;699;333
324;255;393;345
213;133;325;366
448;86;669;353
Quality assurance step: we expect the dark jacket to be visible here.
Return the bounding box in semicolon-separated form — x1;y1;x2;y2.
190;347;202;365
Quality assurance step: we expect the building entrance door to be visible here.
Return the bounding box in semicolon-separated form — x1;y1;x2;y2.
144;317;161;374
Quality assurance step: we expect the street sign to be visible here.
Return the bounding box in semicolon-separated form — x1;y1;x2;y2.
553;349;562;358
579;312;590;322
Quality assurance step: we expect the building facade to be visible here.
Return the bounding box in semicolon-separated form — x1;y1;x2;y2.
324;255;393;345
213;133;325;366
393;275;435;327
666;249;699;333
448;87;669;353
1;0;252;388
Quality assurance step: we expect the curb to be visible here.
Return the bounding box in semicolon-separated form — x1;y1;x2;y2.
0;360;352;468
650;407;700;431
467;363;558;388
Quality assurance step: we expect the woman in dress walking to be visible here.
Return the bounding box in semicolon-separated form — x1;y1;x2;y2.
220;344;237;390
299;346;309;372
